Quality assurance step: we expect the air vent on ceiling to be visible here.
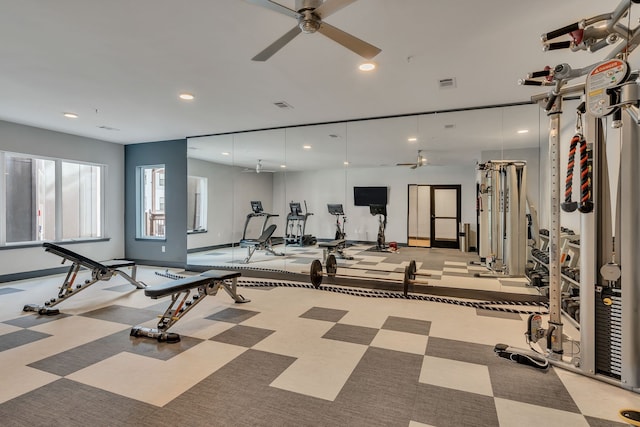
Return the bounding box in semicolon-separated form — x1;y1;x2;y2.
329;134;340;138
97;125;120;131
444;124;455;129
438;78;456;89
273;101;293;109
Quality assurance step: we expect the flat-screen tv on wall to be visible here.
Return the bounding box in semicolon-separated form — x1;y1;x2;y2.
353;186;388;206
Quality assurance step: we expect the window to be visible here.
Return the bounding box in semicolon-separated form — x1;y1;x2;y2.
1;152;104;245
187;176;207;232
62;162;102;239
137;165;165;239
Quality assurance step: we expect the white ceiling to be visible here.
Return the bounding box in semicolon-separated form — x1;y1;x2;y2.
0;0;623;167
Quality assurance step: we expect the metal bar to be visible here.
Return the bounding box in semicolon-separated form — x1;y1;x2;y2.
620;109;640;389
547;100;565;356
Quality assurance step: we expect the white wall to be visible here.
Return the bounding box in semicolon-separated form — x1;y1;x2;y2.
187;158;274;250
274;165;476;244
0;120;125;276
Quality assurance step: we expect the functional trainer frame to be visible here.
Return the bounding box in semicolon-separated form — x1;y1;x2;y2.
501;0;640;392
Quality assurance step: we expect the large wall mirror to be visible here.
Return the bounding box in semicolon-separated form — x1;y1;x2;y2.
185;103;543;295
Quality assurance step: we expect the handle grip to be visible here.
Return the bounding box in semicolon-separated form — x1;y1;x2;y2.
544;92;559;112
519;79;544;86
529;69;551;78
542;22;580;42
544;41;572;51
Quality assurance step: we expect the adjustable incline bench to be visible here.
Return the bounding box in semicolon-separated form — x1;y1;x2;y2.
240;223;283;263
24;242;145;316
318;239;353;263
130;269;249;343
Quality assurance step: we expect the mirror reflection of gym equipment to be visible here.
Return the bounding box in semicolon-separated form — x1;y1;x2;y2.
328;203;347;240
239;200;284;263
285;201;317;246
477;160;528;276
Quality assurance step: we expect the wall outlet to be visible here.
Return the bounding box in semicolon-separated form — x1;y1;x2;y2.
161;245;166;253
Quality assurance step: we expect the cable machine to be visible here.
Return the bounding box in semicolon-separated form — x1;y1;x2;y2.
477;160;528;276
498;0;640;391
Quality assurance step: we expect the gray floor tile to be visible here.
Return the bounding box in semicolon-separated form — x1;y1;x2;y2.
300;306;348;322
382;315;431;336
29;330;203;376
0;378;180;426
586;415;627;427
0;329;51;352
79;305;160;326
210;324;275;347
475;309;522;320
3;313;72;328
413;383;499;427
205;307;259;324
322;323;378;345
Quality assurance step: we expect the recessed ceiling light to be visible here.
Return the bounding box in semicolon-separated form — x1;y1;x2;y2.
517;129;529;134
221;152;230;156
280;164;286;168
303;145;312;149
63;112;78;119
408;137;417;142
179;93;195;100
343;161;349;165
358;62;376;71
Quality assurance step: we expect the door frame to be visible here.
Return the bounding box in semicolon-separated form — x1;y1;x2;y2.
430;185;461;249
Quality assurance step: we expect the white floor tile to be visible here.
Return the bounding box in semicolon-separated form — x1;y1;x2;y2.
494;397;590;427
420;355;493;397
67;341;246;407
370;329;428;355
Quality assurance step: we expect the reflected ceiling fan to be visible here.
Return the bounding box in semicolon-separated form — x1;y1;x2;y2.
242;159;275;174
247;0;381;61
397;150;426;169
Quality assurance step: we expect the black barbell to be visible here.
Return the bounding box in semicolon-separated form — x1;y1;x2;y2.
309;255;430;296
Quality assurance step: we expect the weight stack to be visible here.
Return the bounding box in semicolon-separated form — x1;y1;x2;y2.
595;289;622;379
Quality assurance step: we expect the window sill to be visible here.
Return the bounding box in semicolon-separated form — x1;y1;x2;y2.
188;229;208;235
0;237;111;251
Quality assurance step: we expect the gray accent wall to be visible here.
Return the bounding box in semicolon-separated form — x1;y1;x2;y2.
125;139;187;267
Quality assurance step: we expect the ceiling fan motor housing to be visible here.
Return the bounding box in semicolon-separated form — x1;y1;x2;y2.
296;0;323;33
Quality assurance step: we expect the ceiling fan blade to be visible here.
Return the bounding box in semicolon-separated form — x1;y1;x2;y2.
252;26;302;61
245;0;300;18
314;0;358;19
396;163;418;166
317;22;381;59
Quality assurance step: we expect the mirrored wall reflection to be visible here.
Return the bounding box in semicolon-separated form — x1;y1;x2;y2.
186;103;543;295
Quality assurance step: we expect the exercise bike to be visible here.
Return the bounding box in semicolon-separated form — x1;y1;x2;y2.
327;203;347;240
370;204;389;251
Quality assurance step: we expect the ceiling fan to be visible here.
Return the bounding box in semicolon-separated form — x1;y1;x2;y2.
243;159;276;174
397;150;426;169
247;0;381;61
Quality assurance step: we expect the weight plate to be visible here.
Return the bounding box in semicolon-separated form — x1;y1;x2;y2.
310;259;323;288
403;265;411;296
408;260;417;280
326;254;337;277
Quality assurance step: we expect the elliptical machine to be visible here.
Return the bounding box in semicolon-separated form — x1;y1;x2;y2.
328;203;347;240
370;204;389;251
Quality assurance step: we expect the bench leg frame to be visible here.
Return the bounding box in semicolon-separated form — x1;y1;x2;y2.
130;278;250;343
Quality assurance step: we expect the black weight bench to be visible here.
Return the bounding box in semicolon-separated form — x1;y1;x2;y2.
318;239;353;262
23;243;145;316
239;224;284;263
130;269;249;343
